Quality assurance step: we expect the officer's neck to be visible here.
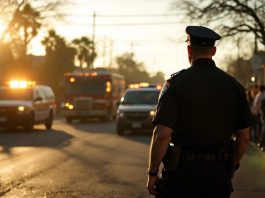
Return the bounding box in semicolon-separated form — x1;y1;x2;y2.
190;55;213;64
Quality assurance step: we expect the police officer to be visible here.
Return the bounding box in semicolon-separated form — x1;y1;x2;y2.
146;26;252;198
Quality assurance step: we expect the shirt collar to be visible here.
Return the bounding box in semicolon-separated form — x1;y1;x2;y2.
191;58;216;67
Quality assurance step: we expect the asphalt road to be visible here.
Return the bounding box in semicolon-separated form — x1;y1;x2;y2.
0;119;151;198
0;119;264;198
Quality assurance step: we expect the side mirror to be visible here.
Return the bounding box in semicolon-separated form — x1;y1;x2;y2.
34;96;43;102
117;101;121;106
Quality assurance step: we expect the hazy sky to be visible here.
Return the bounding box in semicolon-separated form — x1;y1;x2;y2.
29;0;231;78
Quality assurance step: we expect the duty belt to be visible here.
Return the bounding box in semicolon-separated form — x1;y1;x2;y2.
180;150;231;162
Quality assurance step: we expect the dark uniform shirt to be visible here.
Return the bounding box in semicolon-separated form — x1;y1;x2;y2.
153;58;252;150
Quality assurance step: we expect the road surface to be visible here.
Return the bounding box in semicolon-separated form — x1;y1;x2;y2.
0;119;264;197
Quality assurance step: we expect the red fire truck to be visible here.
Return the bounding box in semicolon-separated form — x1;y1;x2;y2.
61;69;126;123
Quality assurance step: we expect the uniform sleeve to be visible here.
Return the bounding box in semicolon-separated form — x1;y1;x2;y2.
152;81;178;130
235;87;253;130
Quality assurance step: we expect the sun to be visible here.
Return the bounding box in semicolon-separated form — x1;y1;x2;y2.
0;19;6;36
28;31;46;56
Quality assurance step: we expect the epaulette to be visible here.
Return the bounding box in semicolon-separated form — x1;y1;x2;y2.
170;69;186;80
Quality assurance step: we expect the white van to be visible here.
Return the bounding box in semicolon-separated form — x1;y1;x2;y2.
0;81;56;131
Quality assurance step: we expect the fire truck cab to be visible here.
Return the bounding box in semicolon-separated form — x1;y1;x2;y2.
62;69;126;123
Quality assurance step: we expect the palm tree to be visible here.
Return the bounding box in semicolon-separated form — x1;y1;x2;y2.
72;37;97;69
7;3;41;56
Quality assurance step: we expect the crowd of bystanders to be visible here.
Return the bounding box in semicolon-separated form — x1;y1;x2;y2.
246;84;265;150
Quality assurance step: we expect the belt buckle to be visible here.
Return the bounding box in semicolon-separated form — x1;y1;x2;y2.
197;153;203;161
187;154;196;161
205;154;211;160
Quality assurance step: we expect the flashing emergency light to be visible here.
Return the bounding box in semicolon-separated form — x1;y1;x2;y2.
129;84;140;89
69;77;76;83
67;72;98;77
68;104;74;110
8;80;36;89
129;83;163;89
156;85;162;90
65;102;74;110
90;72;98;77
106;81;112;93
139;82;149;87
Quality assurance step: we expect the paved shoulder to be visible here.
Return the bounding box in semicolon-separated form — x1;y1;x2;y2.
232;143;265;198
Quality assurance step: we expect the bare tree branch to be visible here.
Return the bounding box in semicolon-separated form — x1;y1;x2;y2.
171;0;265;48
0;0;68;58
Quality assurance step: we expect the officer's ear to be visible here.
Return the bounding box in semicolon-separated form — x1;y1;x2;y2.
211;47;216;56
187;45;192;54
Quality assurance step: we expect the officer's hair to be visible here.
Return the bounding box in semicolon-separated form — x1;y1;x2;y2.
190;45;215;56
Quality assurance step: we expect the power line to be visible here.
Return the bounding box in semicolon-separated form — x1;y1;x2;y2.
111;39;176;44
67;13;180;18
69;21;179;27
71;0;164;5
97;13;179;17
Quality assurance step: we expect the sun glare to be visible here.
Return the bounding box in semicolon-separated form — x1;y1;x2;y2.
0;19;5;36
29;35;46;56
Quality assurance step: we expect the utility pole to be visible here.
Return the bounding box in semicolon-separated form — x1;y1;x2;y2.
102;37;106;67
91;11;96;69
109;39;113;69
130;42;134;56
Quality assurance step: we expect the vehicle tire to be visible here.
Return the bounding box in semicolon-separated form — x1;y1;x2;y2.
116;125;124;135
66;117;73;123
103;109;113;122
45;111;53;130
25;113;34;132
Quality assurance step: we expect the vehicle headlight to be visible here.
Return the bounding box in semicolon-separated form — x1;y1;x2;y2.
149;110;156;117
18;106;25;112
17;105;29;114
118;112;124;118
65;102;74;110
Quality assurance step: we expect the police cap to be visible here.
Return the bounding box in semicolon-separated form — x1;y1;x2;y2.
186;26;221;47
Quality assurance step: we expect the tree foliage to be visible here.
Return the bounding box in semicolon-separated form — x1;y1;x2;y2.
225;56;253;86
72;37;97;69
0;42;15;81
0;0;65;57
149;71;165;84
7;2;41;58
0;0;66;81
171;0;265;47
41;30;75;91
115;53;165;85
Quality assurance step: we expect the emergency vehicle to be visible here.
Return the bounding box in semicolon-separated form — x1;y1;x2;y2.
0;80;56;131
62;69;126;123
116;83;161;135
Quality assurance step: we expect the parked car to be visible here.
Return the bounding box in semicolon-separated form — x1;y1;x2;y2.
116;84;161;135
0;80;56;131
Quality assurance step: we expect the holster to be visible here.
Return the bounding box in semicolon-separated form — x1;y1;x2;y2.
162;143;181;172
225;139;236;178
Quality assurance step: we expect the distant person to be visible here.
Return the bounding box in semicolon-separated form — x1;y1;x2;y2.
252;85;265;144
246;86;254;108
146;26;252;198
252;84;260;99
246;86;255;141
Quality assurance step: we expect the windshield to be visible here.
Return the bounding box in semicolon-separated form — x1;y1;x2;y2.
65;78;106;95
0;87;33;100
121;90;159;105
